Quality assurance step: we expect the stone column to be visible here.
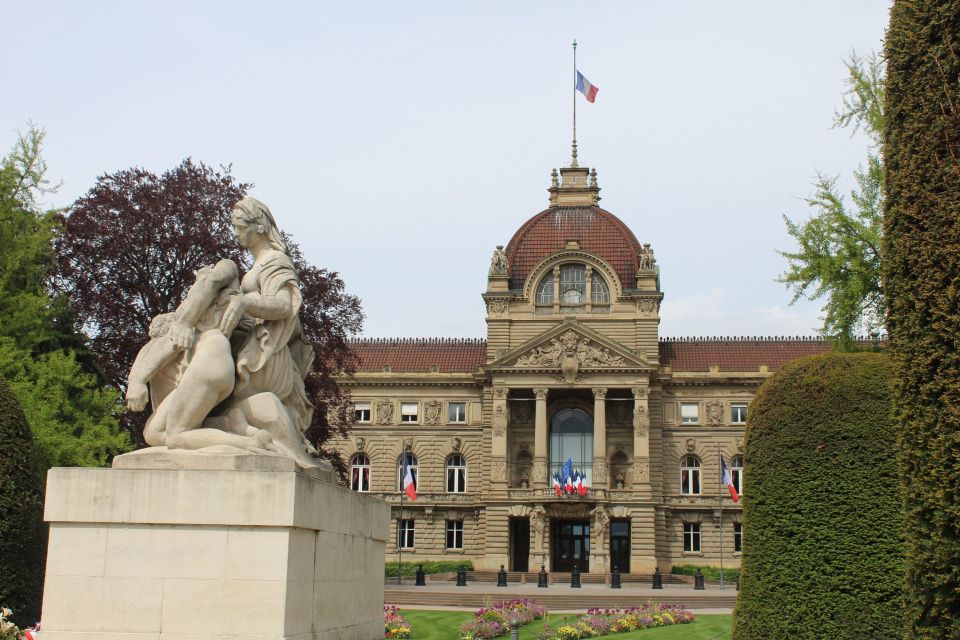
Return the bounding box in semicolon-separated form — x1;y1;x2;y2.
491;386;509;489
532;387;549;487
592;387;608;488
632;385;651;489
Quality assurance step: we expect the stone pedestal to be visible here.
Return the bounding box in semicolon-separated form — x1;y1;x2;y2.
40;449;390;640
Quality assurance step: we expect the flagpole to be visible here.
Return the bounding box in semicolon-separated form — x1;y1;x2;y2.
398;447;405;585
572;39;578;167
718;444;725;590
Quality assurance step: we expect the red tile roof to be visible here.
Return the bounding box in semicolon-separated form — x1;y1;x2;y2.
349;337;875;374
504;206;644;291
351;338;487;373
658;337;850;372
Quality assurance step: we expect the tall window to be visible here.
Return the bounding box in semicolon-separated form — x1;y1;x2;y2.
730;455;744;495
354;402;371;423
397;452;418;491
731;404;748;424
350;453;370;492
683;522;701;552
680;402;700;424
550;407;594;485
559;264;586;303
680;455;701;494
733;522;743;553
446;454;467;493
446;520;464;550
449;402;467;423
400;403;418;423
397;519;414;549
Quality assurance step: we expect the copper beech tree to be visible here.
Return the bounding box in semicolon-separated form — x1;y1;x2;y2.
54;159;363;474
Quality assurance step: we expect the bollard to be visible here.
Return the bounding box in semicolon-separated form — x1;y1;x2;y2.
652;567;663;589
694;568;705;590
509;616;520;640
611;564;622;589
537;564;549;588
456;564;467;587
736;579;740;591
415;564;426;586
571;565;582;588
497;564;508;587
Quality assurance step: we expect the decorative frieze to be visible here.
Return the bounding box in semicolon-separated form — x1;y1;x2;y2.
492;405;507;437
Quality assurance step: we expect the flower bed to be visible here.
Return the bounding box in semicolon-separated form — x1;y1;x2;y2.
384;605;411;639
536;603;695;639
459;599;548;639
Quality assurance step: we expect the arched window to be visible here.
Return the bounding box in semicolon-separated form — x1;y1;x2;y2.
680;455;701;495
446;454;467;493
730;455;744;495
591;272;610;303
550;407;594;485
350;453;370;492
396;452;418;492
535;263;612;307
536;272;554;304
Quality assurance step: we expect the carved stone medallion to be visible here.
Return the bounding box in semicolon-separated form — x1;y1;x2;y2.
636;298;660;315
486;298;509;316
685;438;696;453
375;400;394;425
423;400;443;425
705;400;724;426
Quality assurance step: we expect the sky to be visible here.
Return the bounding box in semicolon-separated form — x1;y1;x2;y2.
3;1;891;339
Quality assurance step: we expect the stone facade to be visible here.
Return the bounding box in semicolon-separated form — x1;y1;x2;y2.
333;164;835;574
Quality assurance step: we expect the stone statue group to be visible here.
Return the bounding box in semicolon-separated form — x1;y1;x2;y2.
125;197;322;468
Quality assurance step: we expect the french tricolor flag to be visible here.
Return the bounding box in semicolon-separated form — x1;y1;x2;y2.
576;71;598;103
721;456;740;503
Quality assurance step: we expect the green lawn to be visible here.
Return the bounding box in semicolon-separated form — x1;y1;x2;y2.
399;610;732;640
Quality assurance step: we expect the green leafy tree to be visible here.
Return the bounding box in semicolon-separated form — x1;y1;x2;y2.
779;52;885;344
884;3;960;637
0;126;130;470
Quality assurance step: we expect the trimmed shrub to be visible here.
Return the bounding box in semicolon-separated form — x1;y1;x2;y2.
0;376;46;627
885;2;960;637
671;564;739;583
384;560;473;578
732;353;903;640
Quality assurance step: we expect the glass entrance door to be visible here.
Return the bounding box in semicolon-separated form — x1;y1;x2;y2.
610;519;631;573
551;520;590;572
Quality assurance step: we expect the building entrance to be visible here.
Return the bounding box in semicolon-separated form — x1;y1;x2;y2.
551;520;590;572
610;519;631;573
509;518;530;572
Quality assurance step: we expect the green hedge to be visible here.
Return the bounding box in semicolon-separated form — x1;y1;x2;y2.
385;560;473;578
0;376;46;627
732;353;903;640
885;3;960;637
672;564;739;583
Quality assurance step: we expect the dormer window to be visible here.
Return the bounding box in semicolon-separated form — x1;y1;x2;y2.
535;262;611;309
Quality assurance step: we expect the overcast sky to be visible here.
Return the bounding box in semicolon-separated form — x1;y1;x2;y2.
4;1;890;339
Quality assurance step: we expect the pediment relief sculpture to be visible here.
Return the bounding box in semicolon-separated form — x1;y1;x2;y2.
514;329;625;383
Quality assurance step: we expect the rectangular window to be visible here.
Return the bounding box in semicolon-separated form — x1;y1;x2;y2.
449;402;467;423
354;402;371;423
734;522;743;553
446;520;463;550
683;522;701;552
400;403;418;423
351;466;370;492
731;404;748;424
397;519;415;549
680;403;700;424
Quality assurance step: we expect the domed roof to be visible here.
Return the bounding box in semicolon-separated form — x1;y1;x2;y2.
504;205;643;291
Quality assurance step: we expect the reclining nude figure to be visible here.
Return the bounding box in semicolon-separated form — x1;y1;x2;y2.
125;197;323;469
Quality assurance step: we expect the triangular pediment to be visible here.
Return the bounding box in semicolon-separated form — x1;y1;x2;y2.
488;320;651;371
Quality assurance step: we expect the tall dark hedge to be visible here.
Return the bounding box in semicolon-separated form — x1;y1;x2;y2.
732;353;903;640
0;375;46;626
885;3;960;638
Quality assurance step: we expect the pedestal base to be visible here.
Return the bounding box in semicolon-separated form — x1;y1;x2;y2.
40;450;389;640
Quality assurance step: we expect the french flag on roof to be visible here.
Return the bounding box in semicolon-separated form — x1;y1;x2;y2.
576;71;598;103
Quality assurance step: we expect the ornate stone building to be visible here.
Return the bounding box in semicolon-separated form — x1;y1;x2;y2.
333;161;833;574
